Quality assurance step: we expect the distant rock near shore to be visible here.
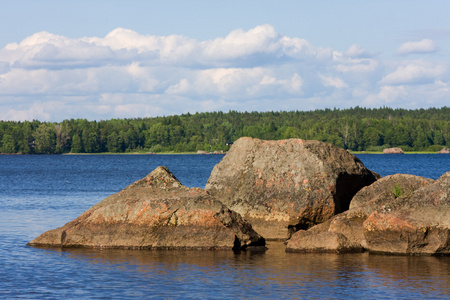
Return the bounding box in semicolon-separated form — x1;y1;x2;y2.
438;148;450;154
205;137;377;240
383;147;404;154
28;166;265;251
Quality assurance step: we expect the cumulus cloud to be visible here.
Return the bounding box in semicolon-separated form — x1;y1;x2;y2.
0;25;448;121
345;44;370;58
380;62;446;85
0;61;10;74
396;39;437;55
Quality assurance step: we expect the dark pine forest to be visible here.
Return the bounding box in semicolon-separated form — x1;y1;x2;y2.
1;107;449;154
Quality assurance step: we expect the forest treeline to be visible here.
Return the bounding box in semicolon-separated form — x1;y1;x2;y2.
1;107;449;154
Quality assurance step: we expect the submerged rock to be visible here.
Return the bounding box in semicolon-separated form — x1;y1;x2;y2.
286;174;433;253
364;172;450;255
205;137;377;240
28;166;265;251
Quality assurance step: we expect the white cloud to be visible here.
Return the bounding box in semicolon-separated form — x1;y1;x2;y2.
364;85;407;106
333;46;379;74
380;62;446;85
396;39;437;55
0;25;448;121
320;75;347;88
363;79;450;109
202;25;279;59
0;102;51;121
0;61;10;74
345;44;369;58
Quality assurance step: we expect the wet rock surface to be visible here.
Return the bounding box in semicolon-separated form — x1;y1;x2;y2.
28;166;265;251
286;230;363;253
205;137;377;240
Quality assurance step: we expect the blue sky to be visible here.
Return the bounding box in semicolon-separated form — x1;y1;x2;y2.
1;0;449;121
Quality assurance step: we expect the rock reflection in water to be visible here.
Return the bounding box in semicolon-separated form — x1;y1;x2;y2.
50;242;449;299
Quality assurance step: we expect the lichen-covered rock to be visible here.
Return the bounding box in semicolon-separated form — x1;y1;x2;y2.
350;174;434;210
205;137;377;240
364;172;450;255
286;174;433;253
28;166;265;251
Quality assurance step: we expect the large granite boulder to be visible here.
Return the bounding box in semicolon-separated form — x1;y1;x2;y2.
28;166;265;251
286;174;433;253
364;172;450;255
205;137;377;240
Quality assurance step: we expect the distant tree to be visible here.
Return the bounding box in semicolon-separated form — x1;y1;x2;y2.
71;134;83;153
432;130;445;146
0;134;15;153
33;124;56;154
0;107;449;154
413;125;430;150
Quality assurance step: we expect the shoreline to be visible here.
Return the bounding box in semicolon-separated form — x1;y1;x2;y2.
1;151;448;155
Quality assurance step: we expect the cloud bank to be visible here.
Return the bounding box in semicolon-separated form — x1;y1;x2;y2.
0;25;448;121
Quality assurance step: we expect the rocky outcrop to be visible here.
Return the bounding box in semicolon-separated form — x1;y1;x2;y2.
28;166;265;251
205;137;377;240
364;172;450;255
286;174;433;253
438;148;450;154
383;147;404;154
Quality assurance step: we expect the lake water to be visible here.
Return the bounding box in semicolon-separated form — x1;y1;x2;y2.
0;154;449;299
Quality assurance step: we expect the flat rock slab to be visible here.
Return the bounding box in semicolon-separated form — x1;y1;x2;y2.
205;137;377;240
28;166;265;251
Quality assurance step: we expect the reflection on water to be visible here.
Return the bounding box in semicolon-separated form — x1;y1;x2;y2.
35;242;449;299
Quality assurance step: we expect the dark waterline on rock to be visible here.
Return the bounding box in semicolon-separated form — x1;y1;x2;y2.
0;154;449;299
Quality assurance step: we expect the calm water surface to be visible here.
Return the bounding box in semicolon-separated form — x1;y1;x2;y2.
0;154;449;299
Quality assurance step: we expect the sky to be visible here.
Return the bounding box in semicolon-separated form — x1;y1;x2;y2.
0;0;449;122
